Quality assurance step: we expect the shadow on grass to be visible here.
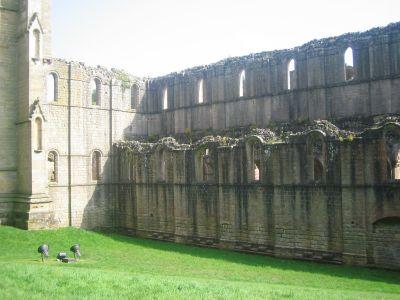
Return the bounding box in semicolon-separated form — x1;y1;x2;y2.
101;230;400;285
2;225;398;286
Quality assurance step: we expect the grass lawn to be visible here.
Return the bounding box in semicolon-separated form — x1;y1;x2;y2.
0;226;399;299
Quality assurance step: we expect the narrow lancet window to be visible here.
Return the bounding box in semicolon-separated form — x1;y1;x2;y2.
254;162;260;182
91;78;101;106
46;73;58;102
163;87;168;110
48;151;58;183
247;142;261;182
344;47;354;81
239;70;246;97
198;79;204;104
288;59;295;90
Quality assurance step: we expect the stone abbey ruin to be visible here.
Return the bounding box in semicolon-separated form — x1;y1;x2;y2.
0;0;400;269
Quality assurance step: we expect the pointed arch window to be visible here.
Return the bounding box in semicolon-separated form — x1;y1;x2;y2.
287;59;295;90
33;29;41;59
247;142;261;182
34;117;43;151
131;84;139;109
162;87;168;110
253;162;260;182
91;78;101;106
48;151;58;183
252;146;261;182
344;47;354;81
92;151;101;181
198;79;204;104
239;70;246;97
46;73;58;102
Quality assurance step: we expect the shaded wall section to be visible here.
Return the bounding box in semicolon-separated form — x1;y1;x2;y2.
115;122;400;269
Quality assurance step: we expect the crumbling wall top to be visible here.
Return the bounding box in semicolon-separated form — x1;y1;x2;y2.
51;58;146;86
149;21;400;82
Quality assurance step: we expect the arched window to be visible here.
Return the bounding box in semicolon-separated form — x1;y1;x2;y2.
162;87;168;110
253;162;260;182
287;59;295;90
131;84;139;109
34;117;42;151
91;78;101;106
198;79;204;104
46;73;58;102
247;142;261;182
344;47;354;81
314;158;324;183
33;29;41;59
239;70;246;97
48;151;58;183
92;151;101;181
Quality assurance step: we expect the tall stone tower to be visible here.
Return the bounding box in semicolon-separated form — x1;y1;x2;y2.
0;0;53;229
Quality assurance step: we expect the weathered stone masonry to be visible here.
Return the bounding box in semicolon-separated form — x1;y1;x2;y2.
141;23;400;136
0;0;147;229
0;0;399;269
114;22;400;269
115;120;400;270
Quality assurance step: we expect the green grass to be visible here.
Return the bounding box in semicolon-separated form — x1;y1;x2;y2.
0;226;399;299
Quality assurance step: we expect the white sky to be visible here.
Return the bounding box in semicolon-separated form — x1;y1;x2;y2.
52;0;400;77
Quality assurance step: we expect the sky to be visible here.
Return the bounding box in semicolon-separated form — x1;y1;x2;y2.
52;0;400;77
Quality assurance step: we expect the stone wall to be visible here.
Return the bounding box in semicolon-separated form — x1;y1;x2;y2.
1;1;400;268
135;23;400;136
39;59;146;228
115;121;400;269
0;1;20;225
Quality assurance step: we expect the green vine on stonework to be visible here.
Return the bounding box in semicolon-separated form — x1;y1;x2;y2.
112;68;132;90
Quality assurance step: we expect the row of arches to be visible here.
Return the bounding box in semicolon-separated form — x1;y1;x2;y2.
43;49;354;111
121;138;400;185
46;150;102;183
45;73;141;109
126;144;326;184
246;141;325;184
32;117;102;183
161;47;355;110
